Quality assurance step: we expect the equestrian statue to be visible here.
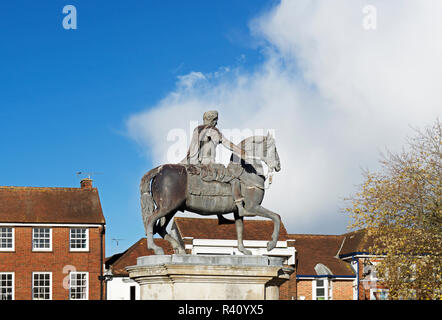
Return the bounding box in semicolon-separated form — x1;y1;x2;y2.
140;110;281;255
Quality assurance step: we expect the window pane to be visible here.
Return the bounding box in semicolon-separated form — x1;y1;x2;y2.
0;228;13;249
0;273;13;300
33;228;51;249
69;272;87;300
70;229;87;249
33;273;51;300
316;280;324;287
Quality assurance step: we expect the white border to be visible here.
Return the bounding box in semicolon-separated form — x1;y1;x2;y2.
69;228;89;252
32;228;53;252
0;272;14;300
312;278;332;300
0;223;101;228
0;227;14;252
69;271;89;300
32;272;52;300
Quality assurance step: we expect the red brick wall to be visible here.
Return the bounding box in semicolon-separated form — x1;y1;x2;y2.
279;272;297;300
297;279;313;300
296;279;354;300
0;226;104;300
332;280;354;300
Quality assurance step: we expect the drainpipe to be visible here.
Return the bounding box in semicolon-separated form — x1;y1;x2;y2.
99;224;106;300
352;255;360;300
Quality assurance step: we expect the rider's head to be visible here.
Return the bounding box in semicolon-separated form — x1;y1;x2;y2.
203;110;218;126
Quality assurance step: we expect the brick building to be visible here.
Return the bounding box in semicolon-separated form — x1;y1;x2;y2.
105;217;385;300
104;238;173;300
337;229;388;300
292;229;388;300
291;234;356;300
0;179;106;300
105;217;297;300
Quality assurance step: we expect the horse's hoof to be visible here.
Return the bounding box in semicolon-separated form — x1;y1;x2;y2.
154;248;165;255
267;241;276;251
240;248;252;255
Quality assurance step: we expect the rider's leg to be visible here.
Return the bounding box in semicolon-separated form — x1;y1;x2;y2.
231;178;249;217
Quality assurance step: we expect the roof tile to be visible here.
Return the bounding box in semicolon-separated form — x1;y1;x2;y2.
0;186;105;224
288;234;355;276
173;217;288;241
109;238;174;276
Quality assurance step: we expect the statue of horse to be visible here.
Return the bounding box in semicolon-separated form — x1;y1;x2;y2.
140;132;281;255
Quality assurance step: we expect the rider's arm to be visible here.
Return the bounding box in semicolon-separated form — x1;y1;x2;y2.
219;132;246;160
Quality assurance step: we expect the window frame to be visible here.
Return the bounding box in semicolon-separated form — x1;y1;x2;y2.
69;271;89;300
32;272;52;300
0;227;14;252
0;272;14;300
32;227;53;252
313;278;332;300
69;228;89;252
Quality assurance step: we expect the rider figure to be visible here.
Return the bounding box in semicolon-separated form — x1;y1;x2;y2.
180;110;249;218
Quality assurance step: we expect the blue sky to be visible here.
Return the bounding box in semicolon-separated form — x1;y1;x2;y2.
0;0;274;256
1;1;440;257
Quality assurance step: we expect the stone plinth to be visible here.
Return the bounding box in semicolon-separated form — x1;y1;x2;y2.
126;254;293;300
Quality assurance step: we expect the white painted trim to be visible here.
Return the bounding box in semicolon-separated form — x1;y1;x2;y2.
0;227;14;252
69;271;89;300
69;228;89;252
298;276;355;280
312;278;332;300
32;272;52;300
191;239;289;248
0;222;102;228
188;239;296;265
0;272;14;300
341;254;384;260
32;227;53;252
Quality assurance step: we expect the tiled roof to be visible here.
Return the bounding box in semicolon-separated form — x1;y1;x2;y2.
107;238;174;276
0;186;105;224
288;234;355;276
339;229;373;256
173;217;289;241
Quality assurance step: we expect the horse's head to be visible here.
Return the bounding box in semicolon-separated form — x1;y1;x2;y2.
262;132;281;172
237;133;281;173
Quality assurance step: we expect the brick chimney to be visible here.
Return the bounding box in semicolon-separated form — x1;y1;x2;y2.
80;178;93;189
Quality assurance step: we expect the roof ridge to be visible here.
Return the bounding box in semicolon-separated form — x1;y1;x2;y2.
174;217;217;221
175;216;281;224
289;233;344;237
110;237;146;270
0;186;95;191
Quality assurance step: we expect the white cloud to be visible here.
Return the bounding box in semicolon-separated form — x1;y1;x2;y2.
126;0;442;234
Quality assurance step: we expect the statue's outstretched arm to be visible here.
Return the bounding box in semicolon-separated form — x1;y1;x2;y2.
220;134;246;160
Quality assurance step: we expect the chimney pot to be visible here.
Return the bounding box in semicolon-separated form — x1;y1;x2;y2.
80;178;93;189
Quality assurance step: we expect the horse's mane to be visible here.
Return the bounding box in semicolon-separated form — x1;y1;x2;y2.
230;135;272;178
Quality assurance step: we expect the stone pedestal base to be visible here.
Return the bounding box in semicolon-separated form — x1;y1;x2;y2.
126;255;293;300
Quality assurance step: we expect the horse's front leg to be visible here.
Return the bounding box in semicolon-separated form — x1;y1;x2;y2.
249;205;280;251
233;213;252;255
242;186;281;251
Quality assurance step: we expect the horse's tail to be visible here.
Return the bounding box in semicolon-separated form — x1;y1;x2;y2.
140;166;162;234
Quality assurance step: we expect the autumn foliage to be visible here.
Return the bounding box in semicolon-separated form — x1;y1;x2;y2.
346;119;441;300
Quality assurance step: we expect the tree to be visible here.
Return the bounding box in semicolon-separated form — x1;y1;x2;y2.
346;119;441;299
